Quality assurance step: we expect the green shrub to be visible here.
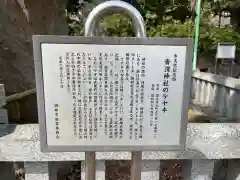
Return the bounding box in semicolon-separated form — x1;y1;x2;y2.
70;13;240;58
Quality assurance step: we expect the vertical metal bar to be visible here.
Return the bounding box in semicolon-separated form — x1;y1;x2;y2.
82;160;105;180
83;1;146;179
85;152;96;180
131;151;142;180
193;0;202;71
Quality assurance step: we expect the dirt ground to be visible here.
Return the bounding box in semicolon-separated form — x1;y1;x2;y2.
15;160;185;180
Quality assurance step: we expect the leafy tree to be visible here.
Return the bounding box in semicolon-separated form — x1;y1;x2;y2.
69;0;240;59
206;0;240;30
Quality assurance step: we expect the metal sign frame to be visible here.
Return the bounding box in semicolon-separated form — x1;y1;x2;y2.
216;42;236;59
33;35;193;152
215;42;236;76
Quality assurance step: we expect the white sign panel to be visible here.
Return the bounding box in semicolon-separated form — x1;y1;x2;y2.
33;36;193;152
216;43;236;59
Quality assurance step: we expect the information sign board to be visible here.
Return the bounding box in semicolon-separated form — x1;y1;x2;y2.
33;35;193;152
216;42;236;59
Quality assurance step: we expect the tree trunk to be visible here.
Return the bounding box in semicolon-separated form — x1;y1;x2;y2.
190;0;197;21
0;0;68;95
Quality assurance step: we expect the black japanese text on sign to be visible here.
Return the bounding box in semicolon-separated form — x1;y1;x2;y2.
33;36;193;151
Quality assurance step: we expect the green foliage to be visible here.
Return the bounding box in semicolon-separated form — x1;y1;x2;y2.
93;14;240;56
199;24;240;54
97;14;135;37
152;20;194;38
69;0;240;58
208;0;240;14
205;0;240;30
69;23;84;36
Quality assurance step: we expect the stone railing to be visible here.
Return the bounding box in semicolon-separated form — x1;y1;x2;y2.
191;72;240;122
1;72;240;180
1;124;240;180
